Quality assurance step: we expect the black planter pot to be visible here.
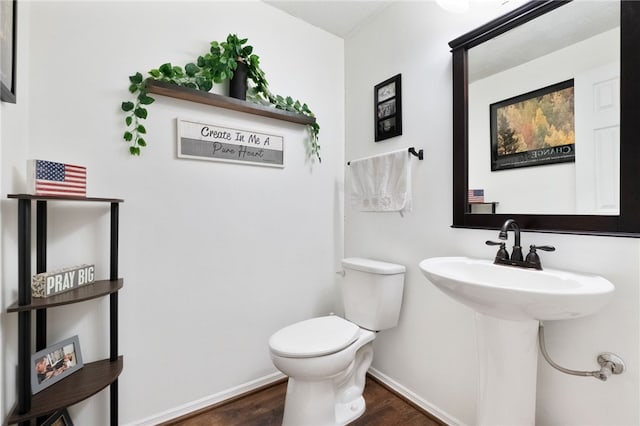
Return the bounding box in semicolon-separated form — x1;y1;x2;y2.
229;61;248;101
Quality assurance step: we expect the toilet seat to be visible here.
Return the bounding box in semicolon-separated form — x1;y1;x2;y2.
269;316;360;358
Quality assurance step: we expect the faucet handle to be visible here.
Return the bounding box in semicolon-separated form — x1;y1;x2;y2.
486;240;509;261
525;245;555;270
530;245;555;252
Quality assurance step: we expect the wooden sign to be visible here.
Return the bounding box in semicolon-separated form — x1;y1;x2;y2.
177;118;284;167
32;264;96;298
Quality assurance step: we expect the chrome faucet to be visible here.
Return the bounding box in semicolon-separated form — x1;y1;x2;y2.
499;219;523;262
486;219;555;270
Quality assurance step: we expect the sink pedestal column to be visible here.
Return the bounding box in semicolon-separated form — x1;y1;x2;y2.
476;313;539;426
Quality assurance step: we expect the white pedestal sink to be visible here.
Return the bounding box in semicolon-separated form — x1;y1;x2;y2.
419;257;614;426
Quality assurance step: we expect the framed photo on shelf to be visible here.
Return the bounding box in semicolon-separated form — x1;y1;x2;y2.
31;335;84;394
374;74;402;142
1;0;17;103
490;79;575;171
42;408;74;426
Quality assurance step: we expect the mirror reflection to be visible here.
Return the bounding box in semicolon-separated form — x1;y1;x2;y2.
467;1;620;215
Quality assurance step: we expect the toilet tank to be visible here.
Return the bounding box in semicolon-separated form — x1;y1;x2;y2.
341;258;406;331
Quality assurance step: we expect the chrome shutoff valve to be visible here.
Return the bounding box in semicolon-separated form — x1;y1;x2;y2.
595;353;626;381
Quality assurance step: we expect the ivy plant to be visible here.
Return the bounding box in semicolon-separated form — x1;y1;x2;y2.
121;34;320;161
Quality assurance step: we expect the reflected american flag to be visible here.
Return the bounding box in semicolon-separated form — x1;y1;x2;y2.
468;189;484;203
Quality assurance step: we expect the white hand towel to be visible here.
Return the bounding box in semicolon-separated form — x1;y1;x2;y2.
349;149;412;214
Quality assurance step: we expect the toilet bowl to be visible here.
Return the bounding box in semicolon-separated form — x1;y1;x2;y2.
268;258;406;426
270;315;375;425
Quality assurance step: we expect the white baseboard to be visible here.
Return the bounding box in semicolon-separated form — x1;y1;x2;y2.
368;367;467;426
124;371;286;426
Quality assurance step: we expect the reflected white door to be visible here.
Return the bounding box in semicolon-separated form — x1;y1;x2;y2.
575;62;620;214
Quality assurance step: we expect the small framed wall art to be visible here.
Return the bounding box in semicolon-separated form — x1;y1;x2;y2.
31;335;84;394
374;74;402;142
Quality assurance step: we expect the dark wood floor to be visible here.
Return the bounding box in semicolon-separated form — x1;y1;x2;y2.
164;375;445;426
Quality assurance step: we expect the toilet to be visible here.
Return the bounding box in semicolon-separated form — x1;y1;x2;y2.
268;257;406;426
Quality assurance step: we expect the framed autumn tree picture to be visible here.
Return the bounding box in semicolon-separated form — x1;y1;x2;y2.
490;79;575;171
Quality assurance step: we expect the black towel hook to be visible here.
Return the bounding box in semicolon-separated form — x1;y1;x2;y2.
408;147;424;160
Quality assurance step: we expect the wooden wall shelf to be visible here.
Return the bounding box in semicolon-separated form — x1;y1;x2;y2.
7;357;123;424
7;279;123;312
145;79;316;126
8;194;124;203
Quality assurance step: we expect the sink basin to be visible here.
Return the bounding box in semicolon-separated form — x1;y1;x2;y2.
419;256;614;321
420;256;615;424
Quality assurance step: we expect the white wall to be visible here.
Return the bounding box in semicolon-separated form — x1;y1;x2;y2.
345;2;639;425
2;1;639;426
1;1;344;424
1;0;32;422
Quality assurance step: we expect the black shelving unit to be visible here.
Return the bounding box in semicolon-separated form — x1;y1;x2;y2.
5;194;124;425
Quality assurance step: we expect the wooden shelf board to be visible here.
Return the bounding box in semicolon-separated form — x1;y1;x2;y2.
7;279;123;312
468;202;499;205
8;194;124;203
7;357;123;424
145;79;317;126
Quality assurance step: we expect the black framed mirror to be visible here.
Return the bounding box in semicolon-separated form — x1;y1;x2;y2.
450;1;640;236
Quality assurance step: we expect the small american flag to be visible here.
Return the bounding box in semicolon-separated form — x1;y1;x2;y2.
468;189;484;203
30;160;86;197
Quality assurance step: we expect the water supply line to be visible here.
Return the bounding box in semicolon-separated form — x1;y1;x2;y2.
538;321;625;381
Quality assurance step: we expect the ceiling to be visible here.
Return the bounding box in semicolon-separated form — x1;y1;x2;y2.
468;1;620;82
269;1;621;82
264;1;393;38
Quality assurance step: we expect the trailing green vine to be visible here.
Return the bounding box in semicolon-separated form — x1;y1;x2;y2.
121;34;320;162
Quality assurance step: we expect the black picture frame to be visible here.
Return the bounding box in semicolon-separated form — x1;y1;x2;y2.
31;335;84;394
0;0;16;103
490;79;575;171
374;74;402;141
42;408;74;426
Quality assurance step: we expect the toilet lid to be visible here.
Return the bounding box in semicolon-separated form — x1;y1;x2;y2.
269;316;360;358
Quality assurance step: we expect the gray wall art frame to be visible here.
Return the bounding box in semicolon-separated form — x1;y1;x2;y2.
31;335;84;394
